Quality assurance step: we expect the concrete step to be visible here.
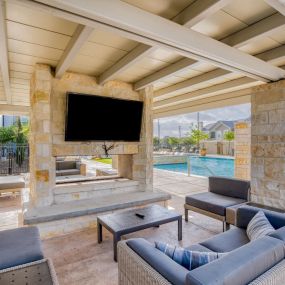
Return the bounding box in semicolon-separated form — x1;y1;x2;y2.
53;178;140;204
24;191;171;225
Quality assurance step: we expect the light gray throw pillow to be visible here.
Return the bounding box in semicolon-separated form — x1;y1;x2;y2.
247;211;275;241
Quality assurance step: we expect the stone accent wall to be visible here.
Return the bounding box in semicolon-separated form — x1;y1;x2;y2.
29;64;154;208
251;80;285;209
52;72;141;156
234;122;251;180
29;65;55;207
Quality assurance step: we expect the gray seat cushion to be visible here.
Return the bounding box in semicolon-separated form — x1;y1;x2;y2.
127;238;188;285
0;227;44;270
200;227;249;252
186;236;285;285
185;192;246;216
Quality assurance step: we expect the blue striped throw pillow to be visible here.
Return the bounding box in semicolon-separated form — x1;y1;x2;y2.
155;242;226;270
246;211;275;241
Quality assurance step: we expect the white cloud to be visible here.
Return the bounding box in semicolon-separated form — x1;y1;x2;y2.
154;103;250;137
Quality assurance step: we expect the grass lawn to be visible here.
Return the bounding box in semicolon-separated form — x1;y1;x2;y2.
93;158;112;164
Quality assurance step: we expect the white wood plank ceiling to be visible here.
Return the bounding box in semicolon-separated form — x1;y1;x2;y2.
0;0;285;117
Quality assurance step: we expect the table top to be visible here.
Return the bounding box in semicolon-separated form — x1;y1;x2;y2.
97;204;181;233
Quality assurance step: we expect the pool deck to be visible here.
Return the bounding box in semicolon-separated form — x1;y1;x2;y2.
154;168;208;198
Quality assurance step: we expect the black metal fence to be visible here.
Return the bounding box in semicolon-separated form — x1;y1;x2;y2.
0;144;29;175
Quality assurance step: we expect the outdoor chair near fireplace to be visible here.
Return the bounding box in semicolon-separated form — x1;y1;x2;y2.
56;158;86;177
184;176;250;231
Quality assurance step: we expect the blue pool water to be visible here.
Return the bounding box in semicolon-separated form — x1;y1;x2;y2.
154;156;234;177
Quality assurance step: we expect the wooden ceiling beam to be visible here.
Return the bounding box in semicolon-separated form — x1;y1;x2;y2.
154;45;285;98
222;13;285;48
0;1;11;104
154;90;252;118
55;24;93;78
98;0;233;84
11;0;285;82
264;0;285;16
135;13;285;90
154;77;259;109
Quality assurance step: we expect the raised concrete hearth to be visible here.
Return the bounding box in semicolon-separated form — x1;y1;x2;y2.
23;189;170;238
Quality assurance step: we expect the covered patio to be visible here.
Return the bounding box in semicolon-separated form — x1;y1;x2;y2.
0;0;285;284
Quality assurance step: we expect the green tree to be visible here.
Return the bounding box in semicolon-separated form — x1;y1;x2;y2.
14;117;29;166
0;126;15;144
224;130;235;155
180;136;194;152
189;129;209;149
167;137;180;151
153;136;160;147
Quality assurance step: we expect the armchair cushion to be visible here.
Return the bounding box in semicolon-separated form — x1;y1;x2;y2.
127;238;188;285
186;236;285;285
236;205;285;229
0;227;44;270
200;227;249;252
209;176;250;200
185;192;246;216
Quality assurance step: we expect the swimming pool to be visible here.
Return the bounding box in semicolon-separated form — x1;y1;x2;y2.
154;156;234;177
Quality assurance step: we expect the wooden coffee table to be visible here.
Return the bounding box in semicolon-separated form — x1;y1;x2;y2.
97;204;182;261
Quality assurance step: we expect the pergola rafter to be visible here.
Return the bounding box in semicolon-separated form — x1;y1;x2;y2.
135;13;285;91
55;24;93;78
0;0;11;104
98;0;233;85
154;45;285;99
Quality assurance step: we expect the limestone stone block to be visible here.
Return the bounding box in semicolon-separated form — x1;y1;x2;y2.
251;144;264;157
36;170;49;182
264;158;285;181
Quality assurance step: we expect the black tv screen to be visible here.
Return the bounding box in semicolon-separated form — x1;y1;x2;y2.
65;93;143;141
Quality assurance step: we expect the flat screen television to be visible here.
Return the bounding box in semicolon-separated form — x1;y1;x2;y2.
65;92;143;141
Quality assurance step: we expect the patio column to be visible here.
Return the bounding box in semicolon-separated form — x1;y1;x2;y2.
234;122;251;180
251;79;285;209
132;86;153;191
29;64;55;207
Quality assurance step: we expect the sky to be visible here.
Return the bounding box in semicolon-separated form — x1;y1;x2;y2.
153;103;251;138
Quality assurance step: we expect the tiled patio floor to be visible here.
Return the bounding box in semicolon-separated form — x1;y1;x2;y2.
0;170;221;285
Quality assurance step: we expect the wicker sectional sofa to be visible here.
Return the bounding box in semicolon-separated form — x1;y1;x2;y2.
118;206;285;285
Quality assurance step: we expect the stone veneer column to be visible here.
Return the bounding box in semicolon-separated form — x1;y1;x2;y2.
132;86;153;191
251;80;285;209
234;122;251;180
29;64;55;207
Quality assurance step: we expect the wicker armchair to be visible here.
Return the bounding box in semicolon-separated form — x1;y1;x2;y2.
0;259;58;285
